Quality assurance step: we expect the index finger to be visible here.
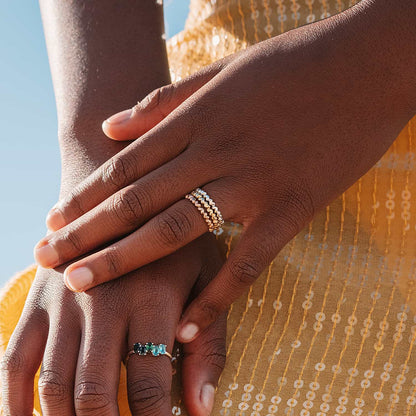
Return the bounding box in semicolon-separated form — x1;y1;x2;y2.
47;122;189;231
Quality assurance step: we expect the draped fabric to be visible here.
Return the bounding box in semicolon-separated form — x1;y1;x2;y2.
2;1;416;414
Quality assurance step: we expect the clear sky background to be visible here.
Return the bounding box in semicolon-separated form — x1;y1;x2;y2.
0;1;189;286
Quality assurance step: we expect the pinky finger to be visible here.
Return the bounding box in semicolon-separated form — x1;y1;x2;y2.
177;218;298;343
0;309;48;415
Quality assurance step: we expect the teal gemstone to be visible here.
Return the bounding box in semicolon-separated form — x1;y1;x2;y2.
145;342;153;353
134;343;147;355
158;344;167;355
152;345;160;356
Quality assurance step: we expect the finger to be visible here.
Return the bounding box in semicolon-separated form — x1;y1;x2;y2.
102;61;225;141
35;151;215;269
61;183;234;292
74;308;125;416
44;63;225;234
177;217;298;343
44;120;190;232
124;252;199;416
182;313;226;416
43;62;228;234
182;242;227;416
126;326;173;416
0;308;48;415
181;240;225;416
38;319;80;415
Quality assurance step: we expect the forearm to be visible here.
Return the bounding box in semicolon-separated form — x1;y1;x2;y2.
39;0;170;194
356;0;416;112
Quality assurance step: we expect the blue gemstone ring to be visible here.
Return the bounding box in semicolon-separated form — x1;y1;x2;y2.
125;342;172;364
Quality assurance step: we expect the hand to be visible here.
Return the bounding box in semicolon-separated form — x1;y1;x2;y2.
1;236;226;416
34;1;416;343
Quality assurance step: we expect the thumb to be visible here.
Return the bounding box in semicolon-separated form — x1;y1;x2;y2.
181;312;226;416
181;234;226;416
102;62;224;141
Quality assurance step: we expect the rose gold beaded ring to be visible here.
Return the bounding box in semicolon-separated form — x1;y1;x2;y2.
185;188;224;233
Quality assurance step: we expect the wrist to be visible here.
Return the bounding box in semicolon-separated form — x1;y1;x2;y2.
58;119;131;198
57;74;170;197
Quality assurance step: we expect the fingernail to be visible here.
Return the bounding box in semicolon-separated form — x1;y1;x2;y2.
65;267;94;291
105;109;132;125
179;322;199;342
201;383;215;414
46;208;66;231
34;242;59;267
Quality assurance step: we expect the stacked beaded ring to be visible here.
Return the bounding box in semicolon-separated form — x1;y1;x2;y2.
185;187;224;233
125;342;172;364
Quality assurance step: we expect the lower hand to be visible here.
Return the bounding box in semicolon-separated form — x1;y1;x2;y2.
34;1;416;343
1;236;225;416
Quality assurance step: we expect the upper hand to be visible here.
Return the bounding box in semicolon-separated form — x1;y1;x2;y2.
33;4;415;343
1;236;226;416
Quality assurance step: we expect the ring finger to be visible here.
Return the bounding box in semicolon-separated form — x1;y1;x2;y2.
38;320;80;415
34;152;217;270
125;289;180;416
125;325;174;416
62;181;237;292
73;310;125;416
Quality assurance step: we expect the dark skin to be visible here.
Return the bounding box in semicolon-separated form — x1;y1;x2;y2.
1;1;226;415
1;240;226;415
34;0;416;344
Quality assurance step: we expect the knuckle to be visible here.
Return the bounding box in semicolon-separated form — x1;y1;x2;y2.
128;375;169;414
103;247;123;276
196;299;220;323
38;370;71;400
155;209;193;247
103;155;136;189
228;257;260;286
209;133;241;160
0;349;26;378
274;184;316;234
286;185;315;222
112;187;149;227
189;337;226;371
74;381;112;414
141;88;161;111
140;84;173;117
186;101;213;139
66;189;87;218
60;228;84;253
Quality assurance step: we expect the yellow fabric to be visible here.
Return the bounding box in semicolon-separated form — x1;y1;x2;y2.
2;0;416;414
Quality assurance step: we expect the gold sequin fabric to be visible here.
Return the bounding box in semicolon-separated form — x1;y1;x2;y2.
2;1;416;415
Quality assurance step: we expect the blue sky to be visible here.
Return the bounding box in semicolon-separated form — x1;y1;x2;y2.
0;1;189;286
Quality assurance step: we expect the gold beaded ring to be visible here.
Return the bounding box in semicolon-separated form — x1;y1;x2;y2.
191;190;219;227
193;188;224;224
185;194;215;231
185;188;224;233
